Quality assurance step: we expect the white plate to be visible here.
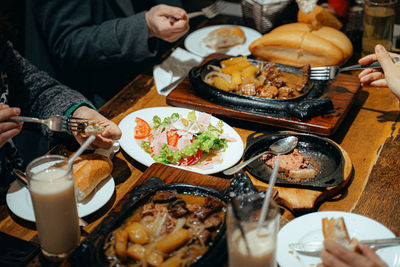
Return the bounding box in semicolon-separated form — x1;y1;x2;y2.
277;211;400;267
6;175;115;222
184;24;262;58
118;107;244;175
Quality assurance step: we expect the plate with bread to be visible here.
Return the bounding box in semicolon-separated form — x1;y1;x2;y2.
184;25;262;58
277;211;400;267
6;153;115;222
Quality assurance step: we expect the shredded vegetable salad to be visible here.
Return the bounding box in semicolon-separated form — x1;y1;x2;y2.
134;111;229;167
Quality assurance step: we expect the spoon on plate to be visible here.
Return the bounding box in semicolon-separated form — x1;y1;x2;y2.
223;136;298;175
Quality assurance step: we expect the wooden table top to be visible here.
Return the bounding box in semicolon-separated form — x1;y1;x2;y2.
1;15;399;266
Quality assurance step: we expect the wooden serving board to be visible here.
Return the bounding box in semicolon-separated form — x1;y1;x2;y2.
134;142;352;213
166;54;361;136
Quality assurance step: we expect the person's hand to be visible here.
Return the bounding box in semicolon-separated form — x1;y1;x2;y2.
317;239;388;267
71;106;122;149
358;44;400;99
0;104;23;148
145;4;189;42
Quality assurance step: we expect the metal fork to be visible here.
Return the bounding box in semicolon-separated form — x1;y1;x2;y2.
310;57;400;80
10;115;87;133
188;1;224;19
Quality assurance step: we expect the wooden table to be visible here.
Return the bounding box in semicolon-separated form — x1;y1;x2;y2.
1;15;400;266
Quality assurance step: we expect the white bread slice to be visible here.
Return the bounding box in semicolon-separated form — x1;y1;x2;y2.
322;217;360;252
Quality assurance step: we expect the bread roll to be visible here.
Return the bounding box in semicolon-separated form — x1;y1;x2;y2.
249;22;353;67
203;26;246;49
71;153;113;202
298;5;343;29
322;217;360;252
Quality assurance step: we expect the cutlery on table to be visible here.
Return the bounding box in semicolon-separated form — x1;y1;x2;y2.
310;56;400;80
9;115;87;134
289;237;400;255
187;1;224;19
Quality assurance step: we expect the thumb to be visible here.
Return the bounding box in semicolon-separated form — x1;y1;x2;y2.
375;44;395;76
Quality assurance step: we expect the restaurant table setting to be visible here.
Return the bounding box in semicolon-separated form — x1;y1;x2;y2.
2;1;400;266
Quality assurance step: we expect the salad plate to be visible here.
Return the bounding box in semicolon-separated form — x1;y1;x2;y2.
118;107;244;175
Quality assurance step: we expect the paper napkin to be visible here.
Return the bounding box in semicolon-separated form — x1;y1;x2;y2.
153;47;203;96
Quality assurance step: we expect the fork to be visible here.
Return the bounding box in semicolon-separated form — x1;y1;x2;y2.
310;57;400;80
187;1;224;19
10;115;87;133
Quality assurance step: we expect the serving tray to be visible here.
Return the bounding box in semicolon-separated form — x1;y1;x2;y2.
166;54;361;136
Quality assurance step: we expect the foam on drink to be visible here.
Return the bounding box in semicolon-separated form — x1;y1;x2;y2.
29;168;80;257
229;227;276;267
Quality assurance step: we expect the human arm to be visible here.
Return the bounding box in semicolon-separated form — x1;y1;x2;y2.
2;40;121;149
358;44;400;99
317;239;388;267
29;0;158;70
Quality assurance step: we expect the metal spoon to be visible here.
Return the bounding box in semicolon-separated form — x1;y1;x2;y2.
223;136;298;175
12;169;88;227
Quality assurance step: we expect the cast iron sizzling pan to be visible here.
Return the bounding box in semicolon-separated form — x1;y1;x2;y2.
188;57;333;120
68;177;239;267
244;132;344;188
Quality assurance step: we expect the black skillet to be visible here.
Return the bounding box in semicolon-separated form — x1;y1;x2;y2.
244;132;344;189
188;57;333;120
68;175;259;267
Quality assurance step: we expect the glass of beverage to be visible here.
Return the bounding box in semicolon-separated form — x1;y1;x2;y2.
362;0;397;55
26;155;80;261
227;193;280;267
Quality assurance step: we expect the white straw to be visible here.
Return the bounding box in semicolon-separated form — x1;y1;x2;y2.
67;135;96;172
257;157;280;234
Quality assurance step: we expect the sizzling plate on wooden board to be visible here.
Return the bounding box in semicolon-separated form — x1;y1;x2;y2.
68;175;261;266
188;57;334;120
243;132;344;189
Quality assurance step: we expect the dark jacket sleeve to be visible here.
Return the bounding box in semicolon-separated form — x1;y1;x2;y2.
30;0;156;70
0;41;93;136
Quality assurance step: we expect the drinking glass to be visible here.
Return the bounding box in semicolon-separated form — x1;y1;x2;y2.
362;0;397;55
227;193;280;267
26;155;80;261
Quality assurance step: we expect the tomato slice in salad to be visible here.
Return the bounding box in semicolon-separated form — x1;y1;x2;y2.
179;149;203;166
134;117;151;139
167;130;179;147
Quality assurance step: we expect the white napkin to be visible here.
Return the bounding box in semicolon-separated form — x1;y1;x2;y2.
153;47;203;96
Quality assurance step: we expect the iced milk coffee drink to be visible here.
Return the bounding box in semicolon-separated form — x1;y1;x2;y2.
227;194;280;267
26;155;80;260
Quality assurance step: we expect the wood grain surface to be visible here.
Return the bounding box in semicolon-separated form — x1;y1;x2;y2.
167;54;361;136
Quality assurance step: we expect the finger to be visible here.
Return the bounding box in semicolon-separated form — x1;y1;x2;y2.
369;79;389;87
0;107;21;121
91;136;114;149
358;54;378;65
324;240;375;266
320;250;352;267
158;5;187;20
359;70;385;83
358;68;375;79
358;243;387;266
0;127;22;147
375;44;396;76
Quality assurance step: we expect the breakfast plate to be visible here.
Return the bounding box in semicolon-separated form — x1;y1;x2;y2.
184;24;262;58
277;211;400;267
118;107;244;175
6;176;115;222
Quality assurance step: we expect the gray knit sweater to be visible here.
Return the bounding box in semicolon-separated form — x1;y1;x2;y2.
0;40;93;137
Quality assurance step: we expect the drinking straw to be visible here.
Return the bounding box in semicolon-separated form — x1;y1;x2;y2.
257;157;280;234
67;135;96;172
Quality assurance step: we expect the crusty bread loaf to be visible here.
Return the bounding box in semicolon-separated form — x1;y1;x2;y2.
203;26;246;49
71;153;113;202
298;5;343;29
249;22;353;67
322;217;360;252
